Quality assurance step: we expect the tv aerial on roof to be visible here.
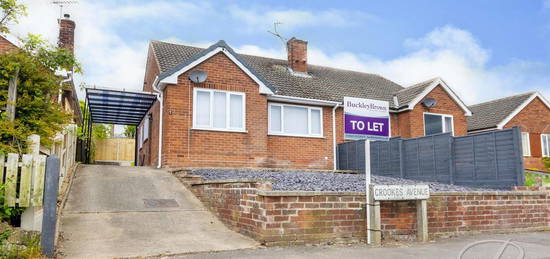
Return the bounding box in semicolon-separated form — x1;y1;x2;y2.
51;0;79;18
188;70;208;83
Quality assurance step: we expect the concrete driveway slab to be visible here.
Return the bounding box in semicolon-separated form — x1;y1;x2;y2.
59;165;258;259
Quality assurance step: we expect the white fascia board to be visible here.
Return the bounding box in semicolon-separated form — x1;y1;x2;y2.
495;92;550;129
406;78;473;116
1;33;22;48
158;47;274;95
267;95;341;106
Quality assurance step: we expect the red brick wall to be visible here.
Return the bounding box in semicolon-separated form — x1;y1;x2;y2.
392;85;468;138
138;44;161;166
504;97;550;170
0;36;18;52
176;173;550;246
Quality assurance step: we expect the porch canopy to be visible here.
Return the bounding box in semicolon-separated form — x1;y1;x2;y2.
85;87;157;126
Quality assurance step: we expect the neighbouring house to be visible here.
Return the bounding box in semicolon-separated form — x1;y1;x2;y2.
468;91;550;170
0;14;81;178
137;38;472;169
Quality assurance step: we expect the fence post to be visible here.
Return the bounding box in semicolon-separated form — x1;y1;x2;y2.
21;134;43;231
448;135;455;185
41;156;60;258
399;138;405;178
511;127;525;186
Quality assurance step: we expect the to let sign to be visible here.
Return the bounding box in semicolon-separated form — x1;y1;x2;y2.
343;97;390;141
372;185;430;200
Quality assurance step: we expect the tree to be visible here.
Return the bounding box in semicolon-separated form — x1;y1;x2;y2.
0;34;80;154
0;0;26;34
123;125;136;138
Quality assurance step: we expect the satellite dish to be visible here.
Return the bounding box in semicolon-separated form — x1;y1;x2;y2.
188;70;208;83
422;98;437;108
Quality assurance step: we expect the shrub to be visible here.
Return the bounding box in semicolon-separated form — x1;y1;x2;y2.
543;157;550;171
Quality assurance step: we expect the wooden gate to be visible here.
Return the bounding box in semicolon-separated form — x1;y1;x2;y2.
94;138;135;162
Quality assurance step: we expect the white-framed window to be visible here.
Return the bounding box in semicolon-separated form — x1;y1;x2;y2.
143;115;150;141
268;103;323;138
542;134;550;157
193;88;246;132
423;112;454;136
521;132;531;157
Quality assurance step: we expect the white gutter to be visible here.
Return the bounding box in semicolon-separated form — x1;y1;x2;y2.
151;77;164;168
332;103;340;170
268;94;341;106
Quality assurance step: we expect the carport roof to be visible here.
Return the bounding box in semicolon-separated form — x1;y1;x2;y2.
85;87;157;125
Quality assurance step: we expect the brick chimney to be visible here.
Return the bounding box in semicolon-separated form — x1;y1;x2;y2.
58;13;75;53
287;37;307;73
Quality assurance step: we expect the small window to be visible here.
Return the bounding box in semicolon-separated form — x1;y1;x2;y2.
143;115;150;141
521;132;531;157
193;88;246;132
424;113;453;136
269;103;323;137
542;134;550;157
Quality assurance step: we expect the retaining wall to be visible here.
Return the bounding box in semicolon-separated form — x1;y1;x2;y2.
175;171;550;246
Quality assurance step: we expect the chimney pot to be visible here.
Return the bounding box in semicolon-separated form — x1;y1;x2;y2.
287;37;308;73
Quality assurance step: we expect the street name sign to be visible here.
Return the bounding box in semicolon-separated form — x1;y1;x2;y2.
372;184;430;201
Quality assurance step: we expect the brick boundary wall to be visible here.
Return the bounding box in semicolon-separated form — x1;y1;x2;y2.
173;171;550;246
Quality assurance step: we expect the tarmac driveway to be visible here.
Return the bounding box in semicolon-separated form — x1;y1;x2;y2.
58;165;258;259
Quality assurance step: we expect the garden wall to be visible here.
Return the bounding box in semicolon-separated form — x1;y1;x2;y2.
174;171;550;246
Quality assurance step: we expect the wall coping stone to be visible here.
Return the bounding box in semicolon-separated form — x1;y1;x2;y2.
257;190;365;196
182;175;548;197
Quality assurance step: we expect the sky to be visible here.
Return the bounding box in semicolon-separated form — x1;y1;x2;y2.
7;0;550;105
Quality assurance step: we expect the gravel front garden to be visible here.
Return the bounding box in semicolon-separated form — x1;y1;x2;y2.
191;169;498;192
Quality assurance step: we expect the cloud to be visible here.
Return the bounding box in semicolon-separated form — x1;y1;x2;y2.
229;6;375;33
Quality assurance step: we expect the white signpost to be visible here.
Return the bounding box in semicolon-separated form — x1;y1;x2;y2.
343;97;430;245
343;97;390;245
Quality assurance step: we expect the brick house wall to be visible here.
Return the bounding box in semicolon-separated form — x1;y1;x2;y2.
138;49;470;169
503;97;550;169
0;36;18;52
391;85;468;138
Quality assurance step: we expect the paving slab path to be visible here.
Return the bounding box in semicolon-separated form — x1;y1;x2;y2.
58;165;258;259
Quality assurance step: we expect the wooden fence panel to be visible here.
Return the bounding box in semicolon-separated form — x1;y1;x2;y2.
338;127;524;189
19;154;33;207
94;138;135;161
5;154;18;206
32;155;46;206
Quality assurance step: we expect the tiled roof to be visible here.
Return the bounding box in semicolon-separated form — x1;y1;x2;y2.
150;40;405;106
467;92;535;131
395;78;438;108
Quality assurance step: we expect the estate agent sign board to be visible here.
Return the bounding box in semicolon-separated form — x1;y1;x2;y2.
373;185;430;200
343;97;390;141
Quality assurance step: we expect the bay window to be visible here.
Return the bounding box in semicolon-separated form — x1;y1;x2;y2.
424;113;453;136
193;88;245;132
542;134;550;157
268;103;323;137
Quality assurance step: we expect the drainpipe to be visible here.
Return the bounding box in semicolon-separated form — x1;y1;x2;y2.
332;103;339;170
151;77;163;168
58;74;72;103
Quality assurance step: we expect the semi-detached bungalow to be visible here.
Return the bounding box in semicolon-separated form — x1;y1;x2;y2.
137;37;473;169
468;91;550;170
